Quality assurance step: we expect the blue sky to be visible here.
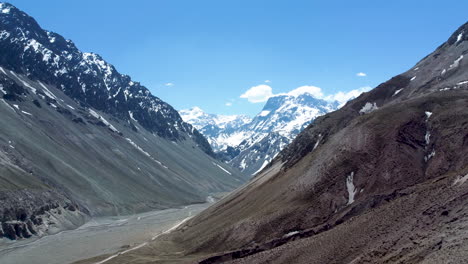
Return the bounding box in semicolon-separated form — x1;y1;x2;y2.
7;0;468;116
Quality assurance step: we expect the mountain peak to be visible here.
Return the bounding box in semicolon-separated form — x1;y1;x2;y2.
181;89;339;174
447;21;468;45
0;2;217;156
179;106;207;122
0;2;14;14
189;106;204;113
273;85;324;99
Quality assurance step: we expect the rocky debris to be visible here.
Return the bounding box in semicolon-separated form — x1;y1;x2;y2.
0;190;86;240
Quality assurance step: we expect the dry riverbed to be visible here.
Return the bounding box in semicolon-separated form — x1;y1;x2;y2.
0;203;209;264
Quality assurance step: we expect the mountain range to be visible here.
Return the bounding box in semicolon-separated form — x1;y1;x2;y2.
180;92;338;175
0;2;245;240
90;20;468;264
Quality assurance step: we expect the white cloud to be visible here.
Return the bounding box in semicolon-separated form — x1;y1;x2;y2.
165;82;174;87
356;72;367;77
325;86;371;106
225;102;232;106
240;83;371;106
240;84;273;103
265;80;271;83
283;86;324;98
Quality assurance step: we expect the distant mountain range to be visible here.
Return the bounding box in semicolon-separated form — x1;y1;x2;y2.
0;2;245;240
180;92;339;175
179;106;252;151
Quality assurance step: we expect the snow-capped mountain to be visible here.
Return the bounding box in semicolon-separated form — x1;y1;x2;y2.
179;107;251;151
245;92;339;140
181;92;339;175
0;2;245;240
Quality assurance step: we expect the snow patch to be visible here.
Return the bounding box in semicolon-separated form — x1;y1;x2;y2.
21;110;32;116
10;71;37;93
0;30;10;40
258;110;270;117
128;111;138;122
456;33;463;43
453;174;468;186
411;76;416;81
89;109;119;133
313;134;322;151
206;196;215;203
283;231;300;238
38;82;57;99
212;162;232;175
423;111;434;162
425;111;432;120
1;99;15;112
425;131;431;145
393;88;403;96
346;172;357;205
1;3;11;14
240;158;247;170
252;160;269;175
125;138;168;169
126;138;151;157
424;150;435;162
450;55;463;68
359;102;378;114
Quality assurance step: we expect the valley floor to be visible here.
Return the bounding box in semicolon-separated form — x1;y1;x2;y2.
0;203;209;264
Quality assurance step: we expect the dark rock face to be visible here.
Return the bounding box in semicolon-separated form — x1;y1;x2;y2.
0;2;213;156
0;190;84;240
0;74;27;101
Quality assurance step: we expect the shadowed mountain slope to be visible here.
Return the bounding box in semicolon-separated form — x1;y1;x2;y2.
0;2;245;240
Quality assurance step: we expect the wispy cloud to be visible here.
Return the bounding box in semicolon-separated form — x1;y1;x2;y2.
225;102;233;106
240;84;273;103
240;84;371;106
278;86;324;98
356;72;367;77
324;86;371;106
165;82;174;87
264;80;271;83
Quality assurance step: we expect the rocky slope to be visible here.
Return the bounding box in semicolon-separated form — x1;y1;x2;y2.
0;2;245;240
181;93;338;175
86;21;468;264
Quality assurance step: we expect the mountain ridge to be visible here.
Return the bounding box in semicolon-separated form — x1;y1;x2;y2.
0;2;214;156
0;2;245;241
180;91;338;175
